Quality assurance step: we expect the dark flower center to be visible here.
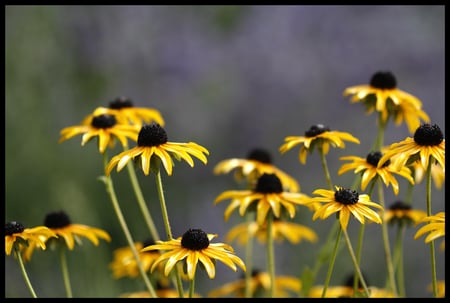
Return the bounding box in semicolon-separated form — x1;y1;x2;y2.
413;124;444;146
5;221;25;236
366;151;390;167
344;273;368;288
388;200;411;211
247;148;272;164
181;229;209;250
142;238;156;247
254;173;283;193
91;114;117;129
334;188;359;205
369;71;397;89
137;123;168;147
109;96;134;109
44;211;71;228
305;124;330;137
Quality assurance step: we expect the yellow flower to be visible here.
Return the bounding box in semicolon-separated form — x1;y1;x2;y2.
208;270;301;298
343;71;428;131
142;229;246;280
121;285;201;298
81;96;165;128
214;173;312;225
412;160;445;190
427;280;445;298
214;148;300;192
338;151;414;195
378;124;445;173
310;186;383;230
225;219;317;245
279;124;360;164
105;123;209;176
59;113;140;154
383;200;427;227
414;212;445;247
5;221;57;257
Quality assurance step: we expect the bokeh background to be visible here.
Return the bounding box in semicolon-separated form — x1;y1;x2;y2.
5;5;444;298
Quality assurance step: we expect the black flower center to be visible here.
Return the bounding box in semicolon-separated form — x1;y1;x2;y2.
44;211;71;228
305;124;330;137
254;173;283;193
91;114;117;129
388;200;411;211
109;96;134;109
181;229;209;250
366;151;390;167
137;123;168;147
5;221;25;236
413;124;444;146
247;148;272;164
369;71;397;89
334;188;359;205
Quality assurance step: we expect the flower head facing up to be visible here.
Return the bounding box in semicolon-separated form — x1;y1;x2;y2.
59;112;140;154
214;173;312;225
310;186;383;230
378;124;445;173
142;228;246;280
214;148;300;192
414;212;445;250
5;221;57;257
383;200;427;227
338;150;415;195
279;124;360;164
105;123;209;176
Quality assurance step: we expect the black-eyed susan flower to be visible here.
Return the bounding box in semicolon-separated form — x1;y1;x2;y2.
214;173;312;226
279;124;360;164
414;212;445;250
214;148;300;192
310;186;383;230
343;71;428;131
59;113;140;154
81;96;165;127
225;218;318;246
105;123;209;176
338;151;414;195
412;160;445;190
208;269;302;298
142;228;246;280
5;221;57;257
383;200;427;227
378;124;445;173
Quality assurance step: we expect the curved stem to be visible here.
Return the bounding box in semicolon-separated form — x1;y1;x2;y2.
14;245;37;298
321;223;342;298
425;161;437;297
266;213;275;297
59;245;73;298
244;212;254;298
319;149;333;190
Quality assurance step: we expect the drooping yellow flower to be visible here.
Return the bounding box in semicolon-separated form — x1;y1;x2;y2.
214;173;313;225
59;113;140;154
414;212;445;248
378;124;445;173
5;221;57;257
310;186;383;230
279;124;360;164
214;148;300;192
338;151;414;195
383;200;427;227
105;123;209;176
412;160;445;190
142;229;246;280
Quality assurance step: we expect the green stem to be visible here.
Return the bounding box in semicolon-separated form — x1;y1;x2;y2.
372;113;387;151
244;212;254;298
102;154;157;298
425;161;437;297
319;148;333;190
266;213;275;298
321;223;342;298
59;245;73;298
189;277;195;298
14;245;37;298
393;223;406;297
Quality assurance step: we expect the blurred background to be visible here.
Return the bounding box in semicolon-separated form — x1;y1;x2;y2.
5;5;444;298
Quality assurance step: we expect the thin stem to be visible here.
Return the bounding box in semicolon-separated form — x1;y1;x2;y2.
14;245;37;298
321;223;342;298
244;212;254;298
266;213;275;298
319;148;333;190
393;223;406;297
189;278;195;298
102;154;157;298
425;161;437;297
372;113;387;151
59;245;73;298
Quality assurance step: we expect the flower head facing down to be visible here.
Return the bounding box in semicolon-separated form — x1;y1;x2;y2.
214;148;300;192
214;173;312;225
279;124;360;164
5;221;57;257
414;212;445;250
412;161;445;190
338;150;414;195
142;228;246;280
105;123;209;176
383;200;427;227
59;113;140;154
378;123;445;173
310;186;383;230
